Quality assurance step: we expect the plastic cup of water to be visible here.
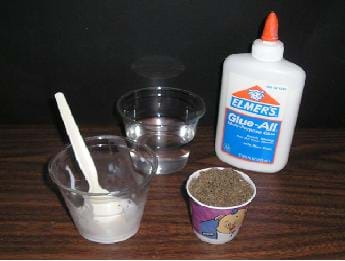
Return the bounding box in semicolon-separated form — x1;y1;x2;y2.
116;86;205;174
49;135;157;244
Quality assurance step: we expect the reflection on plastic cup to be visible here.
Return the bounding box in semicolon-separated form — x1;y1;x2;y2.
49;136;157;244
117;87;205;174
186;167;256;244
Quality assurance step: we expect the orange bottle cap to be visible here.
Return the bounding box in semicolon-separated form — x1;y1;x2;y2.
261;11;279;42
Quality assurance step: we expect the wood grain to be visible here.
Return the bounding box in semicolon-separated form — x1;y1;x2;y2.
0;125;344;259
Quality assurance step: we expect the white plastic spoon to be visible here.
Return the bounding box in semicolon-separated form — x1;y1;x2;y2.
54;92;108;193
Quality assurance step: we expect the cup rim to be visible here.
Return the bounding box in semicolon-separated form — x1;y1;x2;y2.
116;86;206;125
186;167;256;210
48;135;158;197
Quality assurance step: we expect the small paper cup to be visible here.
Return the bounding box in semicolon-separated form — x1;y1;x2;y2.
186;167;256;244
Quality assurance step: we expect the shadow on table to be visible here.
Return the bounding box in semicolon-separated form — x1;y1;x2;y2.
180;177;192;224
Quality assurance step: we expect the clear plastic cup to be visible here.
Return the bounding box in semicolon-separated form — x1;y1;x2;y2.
186;167;256;244
116;86;205;174
49;135;157;244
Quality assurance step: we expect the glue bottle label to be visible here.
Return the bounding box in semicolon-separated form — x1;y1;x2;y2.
222;72;288;163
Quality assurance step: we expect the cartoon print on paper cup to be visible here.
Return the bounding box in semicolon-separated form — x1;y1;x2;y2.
196;206;247;241
186;167;256;244
216;209;246;234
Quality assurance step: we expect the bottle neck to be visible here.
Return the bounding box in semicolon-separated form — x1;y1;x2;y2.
251;39;284;62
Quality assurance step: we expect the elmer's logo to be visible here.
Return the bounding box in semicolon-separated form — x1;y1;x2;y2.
230;86;280;118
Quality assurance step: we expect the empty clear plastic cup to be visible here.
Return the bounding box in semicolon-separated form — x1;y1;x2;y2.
116;86;205;174
48;135;157;244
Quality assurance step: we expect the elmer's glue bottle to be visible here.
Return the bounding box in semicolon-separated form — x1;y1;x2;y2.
215;11;306;173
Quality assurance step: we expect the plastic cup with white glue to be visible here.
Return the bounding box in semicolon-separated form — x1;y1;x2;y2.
50;93;157;243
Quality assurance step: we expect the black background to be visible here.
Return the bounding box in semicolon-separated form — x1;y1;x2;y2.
1;0;344;127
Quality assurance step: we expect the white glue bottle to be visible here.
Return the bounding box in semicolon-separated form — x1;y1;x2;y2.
215;11;306;173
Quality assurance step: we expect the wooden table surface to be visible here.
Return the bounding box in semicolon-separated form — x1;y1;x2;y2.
0;125;345;259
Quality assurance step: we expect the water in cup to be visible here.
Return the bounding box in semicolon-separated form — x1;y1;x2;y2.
126;117;195;174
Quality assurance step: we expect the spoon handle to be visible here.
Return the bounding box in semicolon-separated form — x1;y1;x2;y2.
54;92;107;193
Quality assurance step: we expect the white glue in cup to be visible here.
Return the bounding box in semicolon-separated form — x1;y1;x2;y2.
186;167;256;244
49;135;157;244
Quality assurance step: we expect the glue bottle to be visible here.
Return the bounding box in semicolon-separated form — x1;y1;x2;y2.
215;11;306;173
